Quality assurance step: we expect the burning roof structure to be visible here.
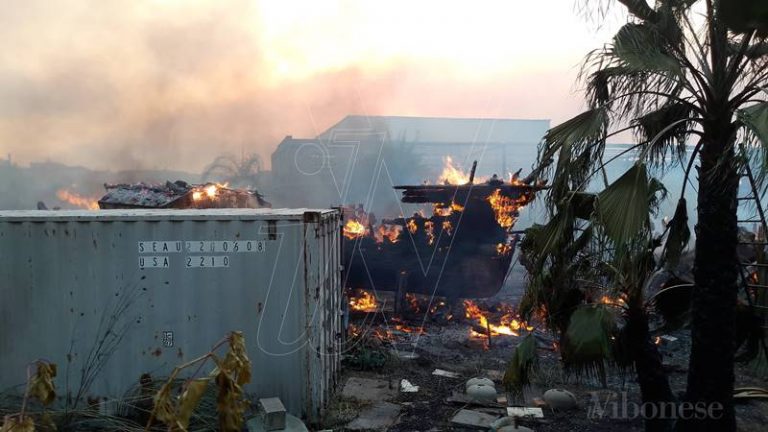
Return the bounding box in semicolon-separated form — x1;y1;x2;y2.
98;180;270;209
343;159;543;299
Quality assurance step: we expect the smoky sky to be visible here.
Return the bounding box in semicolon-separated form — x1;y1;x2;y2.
0;0;617;172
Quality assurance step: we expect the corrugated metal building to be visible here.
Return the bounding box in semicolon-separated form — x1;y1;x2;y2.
0;209;342;422
271;115;550;210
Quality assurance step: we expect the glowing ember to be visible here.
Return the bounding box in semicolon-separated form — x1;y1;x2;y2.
433;201;465;217
56;189;99;210
375;224;403;243
442;220;453;236
349;290;377;312
425;221;435;245
598;295;627;308
496;242;512;256
405;293;421;313
344;219;368;240
464;300;533;338
406;218;418;234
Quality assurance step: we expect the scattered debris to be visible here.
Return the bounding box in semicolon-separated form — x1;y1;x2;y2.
346;401;402;431
542;389;577;410
342;377;397;402
258;397;286;431
246;413;308;432
450;408;501;429
660;335;679;344
400;379;419;393
432;369;460;379
506;407;544;418
734;387;768;400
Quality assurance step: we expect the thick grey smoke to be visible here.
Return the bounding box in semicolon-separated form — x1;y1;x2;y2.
0;0;593;174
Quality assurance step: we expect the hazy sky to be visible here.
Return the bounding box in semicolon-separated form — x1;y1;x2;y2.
0;0;624;171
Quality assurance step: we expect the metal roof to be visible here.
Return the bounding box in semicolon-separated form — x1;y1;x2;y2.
317;115;550;145
0;208;339;222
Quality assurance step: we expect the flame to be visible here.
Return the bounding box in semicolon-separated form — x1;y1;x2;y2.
344;219;368;239
349;289;377;312
654;336;662;345
464;300;533;338
191;183;228;201
438;156;472;185
496;242;512;256
433;201;465;217
375;224;402;243
56;189;100;210
599;295;627;308
406;218;418;234
442;220;453;236
487;188;519;229
405;293;421;313
425;220;435;245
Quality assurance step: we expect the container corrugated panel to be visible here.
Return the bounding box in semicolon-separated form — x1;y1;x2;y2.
0;208;342;422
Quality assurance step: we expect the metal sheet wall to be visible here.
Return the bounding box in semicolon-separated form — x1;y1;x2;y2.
0;209;342;422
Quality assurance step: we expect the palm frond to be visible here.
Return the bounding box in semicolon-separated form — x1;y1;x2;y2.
739;101;768;146
613;23;682;74
662;198;691;268
539;108;608;208
562;305;616;384
502;334;539;393
595;163;653;245
633;102;694;166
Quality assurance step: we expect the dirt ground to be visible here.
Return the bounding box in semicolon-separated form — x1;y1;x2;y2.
323;262;768;431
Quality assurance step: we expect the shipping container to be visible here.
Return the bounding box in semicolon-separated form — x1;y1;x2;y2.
0;208;342;422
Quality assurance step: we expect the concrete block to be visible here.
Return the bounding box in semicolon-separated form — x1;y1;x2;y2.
259;397;286;431
450;409;499;429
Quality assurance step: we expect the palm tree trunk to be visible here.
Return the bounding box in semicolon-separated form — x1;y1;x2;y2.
626;306;675;432
678;132;739;431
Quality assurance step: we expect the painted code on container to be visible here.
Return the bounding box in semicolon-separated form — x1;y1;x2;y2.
138;240;266;254
185;255;230;268
184;241;266;253
139;256;171;269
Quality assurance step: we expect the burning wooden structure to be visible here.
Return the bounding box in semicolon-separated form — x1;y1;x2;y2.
97;180;270;209
343;160;542;299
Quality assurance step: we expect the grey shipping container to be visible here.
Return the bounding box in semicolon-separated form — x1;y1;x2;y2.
0;208;342;422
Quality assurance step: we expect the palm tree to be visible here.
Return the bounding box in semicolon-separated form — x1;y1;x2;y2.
527;1;768;430
201;153;264;189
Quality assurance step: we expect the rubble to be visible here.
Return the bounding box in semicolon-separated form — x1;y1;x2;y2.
432;369;460;379
346;401;402;431
450;408;500;429
399;379;419;393
341;377;397;402
98;180;270;209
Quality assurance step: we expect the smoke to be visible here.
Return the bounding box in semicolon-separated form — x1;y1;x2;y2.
0;0;611;173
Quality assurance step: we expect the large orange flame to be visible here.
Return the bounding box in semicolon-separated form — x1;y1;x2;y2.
464;300;533;338
56;189;99;210
349;290;377;312
374;224;403;243
438;156;472;185
343;219;368;239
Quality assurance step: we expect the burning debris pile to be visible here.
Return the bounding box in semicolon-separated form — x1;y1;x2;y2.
343;158;542;299
346;289;537;350
97;180;270;209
